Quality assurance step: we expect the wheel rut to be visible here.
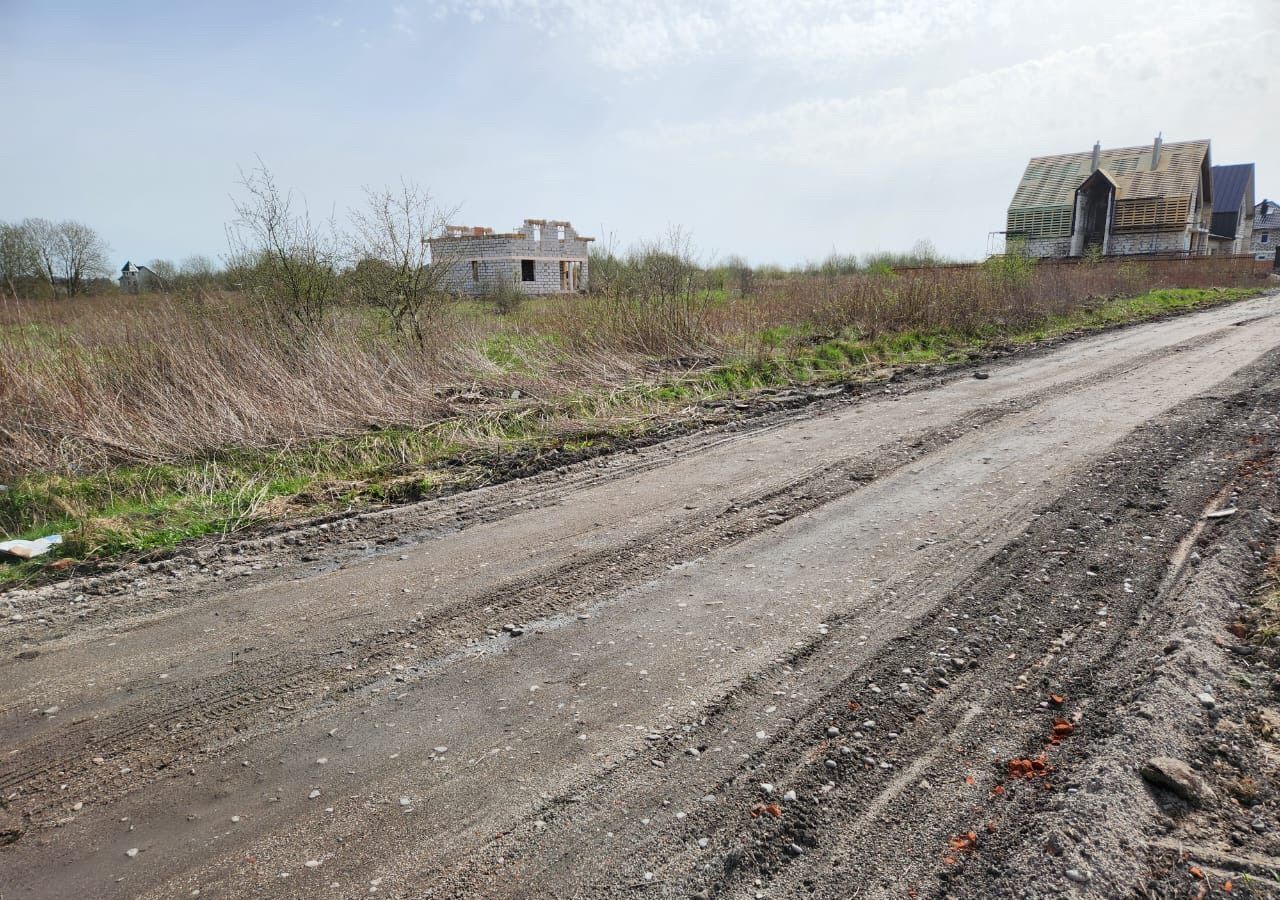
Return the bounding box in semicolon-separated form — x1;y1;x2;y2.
418;351;1280;899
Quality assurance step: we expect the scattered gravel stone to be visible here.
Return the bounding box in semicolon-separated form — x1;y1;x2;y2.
1196;692;1216;709
126;848;139;858
1139;756;1216;805
1065;868;1088;884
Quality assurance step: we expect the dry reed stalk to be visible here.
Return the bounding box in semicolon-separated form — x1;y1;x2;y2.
0;257;1263;481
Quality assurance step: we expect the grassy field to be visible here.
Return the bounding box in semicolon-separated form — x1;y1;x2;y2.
0;253;1270;583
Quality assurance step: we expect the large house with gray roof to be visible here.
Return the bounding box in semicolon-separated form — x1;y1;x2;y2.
1005;137;1213;258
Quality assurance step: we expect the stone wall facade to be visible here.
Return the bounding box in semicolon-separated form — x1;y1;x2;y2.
1106;230;1193;255
1253;200;1280;260
1023;237;1073;258
1022;229;1196;259
430;219;591;296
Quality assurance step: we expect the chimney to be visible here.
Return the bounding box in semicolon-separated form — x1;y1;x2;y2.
1151;133;1163;170
1090;141;1101;171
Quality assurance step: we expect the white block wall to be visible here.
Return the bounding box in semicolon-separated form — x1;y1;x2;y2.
430;231;591;296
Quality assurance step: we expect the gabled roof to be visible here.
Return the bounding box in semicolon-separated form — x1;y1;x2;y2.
1211;164;1254;214
1210;163;1255;238
1256;199;1280;226
1009;139;1210;211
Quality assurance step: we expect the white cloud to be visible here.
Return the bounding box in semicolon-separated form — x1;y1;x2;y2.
392;4;416;36
620;8;1278;175
423;0;1035;71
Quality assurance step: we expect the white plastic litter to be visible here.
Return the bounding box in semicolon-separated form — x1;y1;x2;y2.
0;534;63;560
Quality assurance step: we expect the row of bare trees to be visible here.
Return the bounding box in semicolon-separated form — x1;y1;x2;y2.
0;218;111;299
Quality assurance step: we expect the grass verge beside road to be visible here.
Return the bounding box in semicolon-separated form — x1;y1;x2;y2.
0;284;1266;584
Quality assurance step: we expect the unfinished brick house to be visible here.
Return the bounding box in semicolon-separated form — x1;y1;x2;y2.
429;219;592;296
1005;137;1214;258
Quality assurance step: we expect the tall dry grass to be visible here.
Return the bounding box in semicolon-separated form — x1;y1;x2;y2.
0;255;1266;481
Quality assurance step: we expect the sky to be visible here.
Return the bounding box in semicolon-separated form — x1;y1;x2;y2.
1;0;1277;267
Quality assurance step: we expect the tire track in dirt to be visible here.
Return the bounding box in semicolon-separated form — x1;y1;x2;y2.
0;319;1235;647
0;328;1238;821
416;351;1280;899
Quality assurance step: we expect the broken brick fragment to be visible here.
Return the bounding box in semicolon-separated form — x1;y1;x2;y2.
1007;755;1052;779
1049;718;1075;742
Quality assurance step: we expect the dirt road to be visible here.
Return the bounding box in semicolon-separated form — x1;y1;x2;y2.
4;294;1280;899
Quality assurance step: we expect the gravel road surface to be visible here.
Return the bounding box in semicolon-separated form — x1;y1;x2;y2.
4;293;1280;898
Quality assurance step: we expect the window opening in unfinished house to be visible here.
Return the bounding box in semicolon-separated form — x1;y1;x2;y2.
521;259;536;282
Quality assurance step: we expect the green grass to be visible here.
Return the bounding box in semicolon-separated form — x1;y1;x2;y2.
0;285;1266;581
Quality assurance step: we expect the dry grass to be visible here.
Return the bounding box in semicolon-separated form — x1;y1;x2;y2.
0;254;1268;567
1256;546;1280;647
0;255;1265;481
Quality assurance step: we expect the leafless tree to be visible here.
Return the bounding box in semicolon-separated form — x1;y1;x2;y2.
226;162;340;331
147;258;178;284
58;221;111;296
346;180;456;344
0;221;40;299
21;218;110;297
23;217;60;289
180;255;218;280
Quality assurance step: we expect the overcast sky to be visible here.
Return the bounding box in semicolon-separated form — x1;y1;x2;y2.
2;0;1277;266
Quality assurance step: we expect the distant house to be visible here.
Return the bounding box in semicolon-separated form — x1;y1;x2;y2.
118;261;161;293
1005;136;1213;258
1209;163;1255;255
428;219;592;296
1253;199;1280;261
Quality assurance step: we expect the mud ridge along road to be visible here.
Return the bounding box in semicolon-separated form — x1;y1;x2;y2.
5;292;1280;899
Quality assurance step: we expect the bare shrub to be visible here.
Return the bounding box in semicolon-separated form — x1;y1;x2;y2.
483;281;526;316
722;255;757;298
346;181;456;344
227;163;341;332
